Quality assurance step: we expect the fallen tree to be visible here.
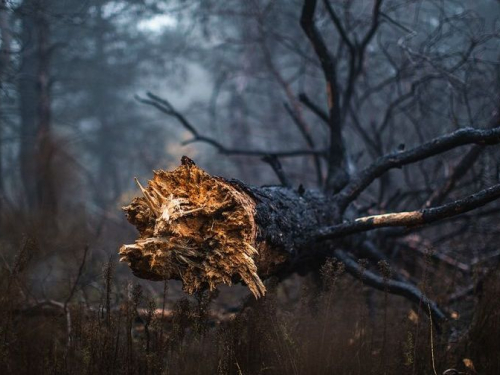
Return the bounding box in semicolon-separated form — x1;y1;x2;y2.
120;155;333;299
120;122;500;325
120;0;500;330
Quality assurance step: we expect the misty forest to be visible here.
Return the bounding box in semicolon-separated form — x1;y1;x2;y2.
1;0;500;374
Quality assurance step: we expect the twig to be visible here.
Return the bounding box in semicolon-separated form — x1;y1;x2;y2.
401;236;470;273
283;103;323;186
64;244;89;307
256;23;324;187
62;244;89;348
137;93;326;158
298;92;329;125
262;154;292;188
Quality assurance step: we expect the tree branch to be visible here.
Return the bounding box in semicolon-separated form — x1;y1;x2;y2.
359;0;383;53
337;126;500;212
64;244;89;308
324;0;383;120
138;92;199;135
424;111;500;207
298;92;329;125
262;154;292;188
256;23;324;187
323;0;354;53
319;183;500;239
283;103;323;186
424;145;483;208
300;0;347;192
137;92;327;159
333;249;447;328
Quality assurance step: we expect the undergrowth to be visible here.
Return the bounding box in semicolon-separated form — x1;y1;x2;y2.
0;244;498;375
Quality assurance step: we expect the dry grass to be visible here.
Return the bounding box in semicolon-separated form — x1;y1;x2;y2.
2;238;499;375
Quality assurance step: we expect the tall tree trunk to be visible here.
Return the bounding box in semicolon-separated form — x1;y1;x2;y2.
18;0;56;214
0;0;12;221
18;0;38;208
93;4;121;208
34;0;56;214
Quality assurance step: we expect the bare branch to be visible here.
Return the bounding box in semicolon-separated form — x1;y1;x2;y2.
359;0;383;53
300;0;337;102
182;136;326;158
298;92;329;125
347;105;382;157
137;93;327;159
256;23;323;186
323;0;354;53
401;235;471;273
377;74;440;133
283;103;317;149
325;0;383;119
337;126;500;211
425;112;500;207
425;146;483;208
140;92;199;136
283;103;323;186
64;244;89;307
319;183;500;239
300;0;347;191
332;249;447;327
262;154;292;188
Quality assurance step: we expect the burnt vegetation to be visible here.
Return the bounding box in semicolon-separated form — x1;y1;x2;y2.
2;0;500;374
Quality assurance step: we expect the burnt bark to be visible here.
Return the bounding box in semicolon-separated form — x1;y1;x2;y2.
126;0;500;334
119;146;500;328
119;158;340;299
246;183;338;276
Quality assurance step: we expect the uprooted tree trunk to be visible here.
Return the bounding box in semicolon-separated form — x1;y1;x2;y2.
120;128;500;328
121;0;500;331
120;156;336;299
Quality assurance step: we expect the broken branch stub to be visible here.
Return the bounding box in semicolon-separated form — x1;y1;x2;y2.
119;158;267;298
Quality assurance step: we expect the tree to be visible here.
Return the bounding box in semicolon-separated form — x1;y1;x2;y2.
0;0;188;218
0;0;12;223
17;0;39;209
17;0;63;214
120;0;500;331
50;0;192;211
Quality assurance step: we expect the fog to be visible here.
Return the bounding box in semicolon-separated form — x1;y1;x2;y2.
1;1;500;373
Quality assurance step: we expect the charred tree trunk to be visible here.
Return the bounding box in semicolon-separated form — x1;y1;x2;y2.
125;0;500;331
121;130;500;326
120;157;337;299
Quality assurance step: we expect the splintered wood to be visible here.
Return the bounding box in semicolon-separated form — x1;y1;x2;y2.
119;158;266;298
